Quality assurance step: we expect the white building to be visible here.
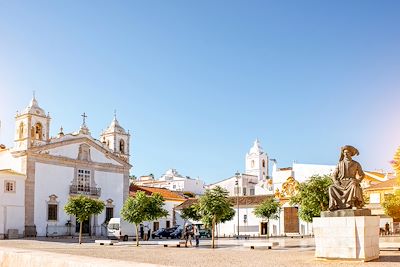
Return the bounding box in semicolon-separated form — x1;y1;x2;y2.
129;185;186;232
0;97;131;238
272;162;336;198
209;139;273;196
135;169;205;195
0;169;26;239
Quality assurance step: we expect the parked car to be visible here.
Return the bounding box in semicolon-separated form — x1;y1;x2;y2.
152;226;179;239
199;228;211;238
170;226;183;239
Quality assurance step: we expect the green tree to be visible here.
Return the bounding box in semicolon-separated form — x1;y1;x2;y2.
196;186;235;248
253;198;281;238
290;175;332;223
121;191;168;246
382;190;400;220
64;195;105;244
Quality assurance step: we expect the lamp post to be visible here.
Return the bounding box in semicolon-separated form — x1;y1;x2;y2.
235;171;240;238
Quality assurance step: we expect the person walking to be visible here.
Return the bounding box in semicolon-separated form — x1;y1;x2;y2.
193;224;200;247
184;223;193;247
385;222;390;235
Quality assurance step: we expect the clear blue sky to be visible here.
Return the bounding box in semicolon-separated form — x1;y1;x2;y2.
1;1;400;183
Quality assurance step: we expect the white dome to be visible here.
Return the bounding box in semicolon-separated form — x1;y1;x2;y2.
23;97;46;116
249;139;264;155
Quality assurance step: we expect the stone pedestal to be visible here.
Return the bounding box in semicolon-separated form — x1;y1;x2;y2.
313;215;379;262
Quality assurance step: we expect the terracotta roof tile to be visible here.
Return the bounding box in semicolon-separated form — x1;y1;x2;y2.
364;178;399;191
175;195;274;210
129;185;186;201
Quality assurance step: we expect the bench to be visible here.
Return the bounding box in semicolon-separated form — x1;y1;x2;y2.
243;242;279;250
95;240;118;245
157;240;186;247
286;233;303;238
379;242;400;251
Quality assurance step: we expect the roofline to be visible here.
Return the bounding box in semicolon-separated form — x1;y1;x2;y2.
26;136;132;168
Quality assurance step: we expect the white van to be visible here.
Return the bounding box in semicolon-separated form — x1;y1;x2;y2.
107;218;136;241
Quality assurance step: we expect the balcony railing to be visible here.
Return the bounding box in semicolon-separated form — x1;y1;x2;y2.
69;185;101;197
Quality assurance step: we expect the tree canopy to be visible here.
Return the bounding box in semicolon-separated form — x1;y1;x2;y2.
290;175;332;223
121;191;168;246
254;198;281;221
382;190;400;220
64;195;105;244
196;186;235;248
180;203;202;222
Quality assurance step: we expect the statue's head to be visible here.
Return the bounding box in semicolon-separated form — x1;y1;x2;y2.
340;145;359;161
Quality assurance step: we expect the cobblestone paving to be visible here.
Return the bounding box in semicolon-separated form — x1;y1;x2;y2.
1;237;400;266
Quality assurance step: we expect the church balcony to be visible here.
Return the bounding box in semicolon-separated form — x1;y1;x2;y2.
69;185;101;197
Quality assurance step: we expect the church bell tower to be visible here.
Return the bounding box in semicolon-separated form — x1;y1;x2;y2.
100;112;130;163
245;139;269;180
14;96;50;151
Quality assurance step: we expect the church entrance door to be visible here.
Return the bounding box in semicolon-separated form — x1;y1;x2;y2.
284;207;299;233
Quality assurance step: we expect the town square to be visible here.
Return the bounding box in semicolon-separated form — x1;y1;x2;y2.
1;1;400;266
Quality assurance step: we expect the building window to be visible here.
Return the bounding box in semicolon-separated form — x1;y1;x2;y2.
119;139;125;153
251;160;255;168
106;207;114;222
5;180;16;193
166;221;170;228
77;169;91;192
153;221;159;231
262;160;266;168
250;189;255;196
234;187;240;195
243;187;247;196
48;204;58;221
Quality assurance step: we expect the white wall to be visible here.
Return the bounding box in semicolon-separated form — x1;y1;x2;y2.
34;163;74;236
0;173;25;238
34;162;127;236
95;170;125;225
292;163;335;182
210;174;258;197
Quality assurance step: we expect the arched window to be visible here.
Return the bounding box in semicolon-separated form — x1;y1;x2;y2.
251;160;255;168
34;123;42;140
262;160;266;168
19;122;24;139
119;139;125;153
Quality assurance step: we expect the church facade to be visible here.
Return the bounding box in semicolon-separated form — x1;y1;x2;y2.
0;97;131;238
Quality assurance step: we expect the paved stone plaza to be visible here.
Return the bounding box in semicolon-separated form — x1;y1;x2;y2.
1;237;400;266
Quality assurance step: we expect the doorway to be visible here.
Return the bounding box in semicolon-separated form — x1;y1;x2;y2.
260;222;268;235
76;218;90;235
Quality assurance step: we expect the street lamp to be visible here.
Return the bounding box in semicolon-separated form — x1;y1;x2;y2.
235;171;240;238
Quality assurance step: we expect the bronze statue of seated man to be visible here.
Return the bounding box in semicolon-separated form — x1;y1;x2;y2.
328;145;365;211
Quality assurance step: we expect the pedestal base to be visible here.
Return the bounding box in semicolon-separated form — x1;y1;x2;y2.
313;216;379;262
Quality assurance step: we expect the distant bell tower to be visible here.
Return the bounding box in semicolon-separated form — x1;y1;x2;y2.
14;95;50;151
245;139;269;180
100;112;130;162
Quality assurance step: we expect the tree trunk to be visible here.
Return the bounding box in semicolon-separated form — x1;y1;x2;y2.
79;221;83;244
135;224;140;247
266;219;269;239
211;216;216;248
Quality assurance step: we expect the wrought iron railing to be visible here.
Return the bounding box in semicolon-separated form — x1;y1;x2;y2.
69;185;101;197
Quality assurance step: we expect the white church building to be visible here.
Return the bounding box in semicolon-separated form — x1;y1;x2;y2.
0;97;131;238
208;139;337;237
